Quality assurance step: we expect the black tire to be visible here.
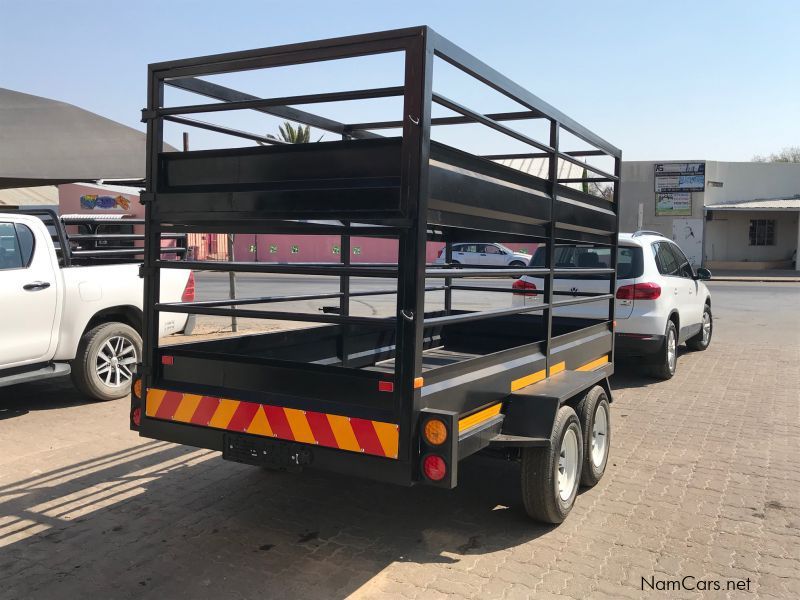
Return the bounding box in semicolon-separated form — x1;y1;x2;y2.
575;386;611;487
687;304;712;351
71;322;142;401
521;405;583;524
508;260;526;278
647;319;677;380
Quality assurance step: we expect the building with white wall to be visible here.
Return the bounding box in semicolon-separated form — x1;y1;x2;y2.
621;161;800;270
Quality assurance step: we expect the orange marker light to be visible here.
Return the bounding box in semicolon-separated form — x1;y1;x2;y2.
133;379;142;399
413;377;424;389
423;418;447;445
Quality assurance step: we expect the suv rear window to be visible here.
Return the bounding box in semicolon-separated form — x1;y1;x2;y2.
530;245;643;279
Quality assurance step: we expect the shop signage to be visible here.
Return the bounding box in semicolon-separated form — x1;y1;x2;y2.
656;192;692;216
654;162;705;192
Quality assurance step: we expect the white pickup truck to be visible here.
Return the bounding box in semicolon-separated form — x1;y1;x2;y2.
0;210;192;400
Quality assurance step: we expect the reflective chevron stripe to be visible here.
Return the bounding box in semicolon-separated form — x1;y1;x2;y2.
145;388;399;459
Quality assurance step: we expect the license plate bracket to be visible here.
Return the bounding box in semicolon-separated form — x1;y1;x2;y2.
223;433;313;471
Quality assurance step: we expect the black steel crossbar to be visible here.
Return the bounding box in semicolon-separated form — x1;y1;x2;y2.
154;303;393;326
153;260;399;277
72;248;185;256
158;285;448;310
153;86;405;119
425;267;615;278
163;115;287;145
432;93;554;154
558;152;618;181
345;109;543;132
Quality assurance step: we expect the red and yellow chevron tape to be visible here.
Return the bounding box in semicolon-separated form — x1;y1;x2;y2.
145;388;399;459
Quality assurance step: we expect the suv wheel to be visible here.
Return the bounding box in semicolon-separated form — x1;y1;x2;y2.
648;319;677;380
71;322;142;401
687;305;712;351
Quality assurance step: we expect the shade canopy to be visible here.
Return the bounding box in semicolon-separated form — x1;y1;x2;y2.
0;88;153;189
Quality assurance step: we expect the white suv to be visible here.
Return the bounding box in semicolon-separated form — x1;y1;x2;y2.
435;243;530;267
511;232;713;379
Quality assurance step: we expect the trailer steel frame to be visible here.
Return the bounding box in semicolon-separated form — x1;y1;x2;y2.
135;26;621;488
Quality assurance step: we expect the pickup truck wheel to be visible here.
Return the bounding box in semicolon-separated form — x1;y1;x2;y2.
521;405;583;524
508;260;526;278
575;386;611;487
647;320;677;380
687;305;712;351
71;322;142;401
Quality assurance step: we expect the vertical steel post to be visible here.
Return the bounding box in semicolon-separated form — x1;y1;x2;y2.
444;240;453;314
142;67;164;394
609;155;622;363
340;225;351;366
545;121;559;375
395;29;434;461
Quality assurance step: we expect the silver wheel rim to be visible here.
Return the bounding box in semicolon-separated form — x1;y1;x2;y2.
96;335;137;387
667;329;677;372
701;312;711;344
591;403;609;469
557;427;580;502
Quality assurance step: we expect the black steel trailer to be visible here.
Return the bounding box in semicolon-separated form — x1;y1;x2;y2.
131;26;621;523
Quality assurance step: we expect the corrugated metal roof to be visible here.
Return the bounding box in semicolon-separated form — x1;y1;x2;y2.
0;185;59;206
705;197;800;211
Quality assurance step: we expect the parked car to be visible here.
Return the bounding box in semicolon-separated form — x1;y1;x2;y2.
512;231;712;379
0;211;193;400
435;243;531;267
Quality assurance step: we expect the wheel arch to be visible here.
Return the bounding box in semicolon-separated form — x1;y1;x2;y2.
83;305;143;338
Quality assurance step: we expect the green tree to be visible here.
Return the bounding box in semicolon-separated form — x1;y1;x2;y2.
262;121;322;144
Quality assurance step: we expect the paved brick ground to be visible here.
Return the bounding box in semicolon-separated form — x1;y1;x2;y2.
1;284;798;599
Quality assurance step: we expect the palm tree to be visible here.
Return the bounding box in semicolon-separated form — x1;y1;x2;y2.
262;121;322;144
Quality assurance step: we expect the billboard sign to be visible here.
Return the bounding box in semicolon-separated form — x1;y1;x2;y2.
656;192;692;216
654;162;705;192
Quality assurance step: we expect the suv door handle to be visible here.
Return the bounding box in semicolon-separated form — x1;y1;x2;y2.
23;281;51;291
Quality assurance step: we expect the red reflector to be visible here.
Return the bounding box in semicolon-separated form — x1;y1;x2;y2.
181;271;195;302
378;380;394;392
423;455;447;481
131;406;141;427
161;355;174;365
511;279;537;296
616;282;661;300
437;248;444;258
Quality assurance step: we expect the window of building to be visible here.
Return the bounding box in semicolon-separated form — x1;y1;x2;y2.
749;220;776;246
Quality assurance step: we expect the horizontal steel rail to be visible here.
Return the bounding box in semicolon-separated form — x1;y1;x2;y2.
153;303;393;326
158;285;447;309
163;115;288;145
152;86;405;119
432;93;554;154
69;233;185;240
153;260;399;277
482;150;607;160
557;152;618;181
72;247;185;256
345;109;543;132
167;77;380;140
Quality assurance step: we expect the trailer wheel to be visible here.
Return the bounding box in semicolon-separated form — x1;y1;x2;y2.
647;319;677;380
521;405;583;523
71;322;142;401
687;305;712;351
575;386;611;487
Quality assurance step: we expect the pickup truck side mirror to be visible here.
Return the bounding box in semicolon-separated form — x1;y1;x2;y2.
695;267;712;281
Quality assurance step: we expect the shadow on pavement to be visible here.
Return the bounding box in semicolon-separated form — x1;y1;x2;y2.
1;436;552;599
0;377;98;421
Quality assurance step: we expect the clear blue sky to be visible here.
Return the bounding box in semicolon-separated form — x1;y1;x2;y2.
1;0;798;161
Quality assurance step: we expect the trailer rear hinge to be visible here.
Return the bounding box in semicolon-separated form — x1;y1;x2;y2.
139;192;154;205
140;109;158;122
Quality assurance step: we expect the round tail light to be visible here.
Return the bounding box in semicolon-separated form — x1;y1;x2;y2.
423;455;447;481
131;406;142;427
423;418;448;445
